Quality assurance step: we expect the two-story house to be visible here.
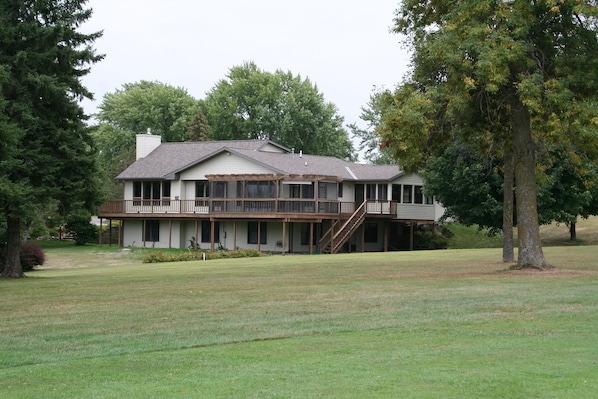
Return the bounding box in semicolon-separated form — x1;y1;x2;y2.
97;134;444;253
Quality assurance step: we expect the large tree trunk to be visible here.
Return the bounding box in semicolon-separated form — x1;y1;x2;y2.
569;223;576;240
1;215;24;278
502;149;515;263
511;96;548;268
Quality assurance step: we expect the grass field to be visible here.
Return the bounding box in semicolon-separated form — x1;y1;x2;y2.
1;240;597;398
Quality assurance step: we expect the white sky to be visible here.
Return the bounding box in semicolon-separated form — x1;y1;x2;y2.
81;0;411;134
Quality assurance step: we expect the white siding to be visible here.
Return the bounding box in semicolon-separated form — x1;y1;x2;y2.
396;204;436;220
180;152;275;181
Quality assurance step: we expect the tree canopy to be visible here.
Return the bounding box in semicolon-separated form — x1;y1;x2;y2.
0;0;104;278
379;0;598;268
202;62;356;160
93;80;200;198
424;140;598;238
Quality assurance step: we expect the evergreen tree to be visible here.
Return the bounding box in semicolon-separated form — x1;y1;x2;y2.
0;0;104;278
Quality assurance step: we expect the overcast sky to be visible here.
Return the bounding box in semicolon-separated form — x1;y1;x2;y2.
81;1;411;135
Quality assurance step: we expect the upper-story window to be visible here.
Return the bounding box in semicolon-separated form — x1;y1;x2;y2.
195;180;210;198
246;181;276;198
318;182;338;200
378;184;388;200
402;185;413;203
133;181;170;204
392;184;433;205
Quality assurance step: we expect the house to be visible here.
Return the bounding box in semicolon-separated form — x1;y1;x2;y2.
97;134;444;253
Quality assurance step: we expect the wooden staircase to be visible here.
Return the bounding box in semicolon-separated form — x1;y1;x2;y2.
319;201;368;254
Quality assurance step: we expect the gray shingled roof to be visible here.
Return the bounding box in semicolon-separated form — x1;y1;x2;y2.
117;140;403;182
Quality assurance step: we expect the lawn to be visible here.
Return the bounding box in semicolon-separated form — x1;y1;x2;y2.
1;245;597;398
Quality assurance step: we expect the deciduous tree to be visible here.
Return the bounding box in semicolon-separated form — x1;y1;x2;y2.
94;81;200;198
202;62;356;160
380;0;598;268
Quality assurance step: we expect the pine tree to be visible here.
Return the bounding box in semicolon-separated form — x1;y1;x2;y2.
0;0;104;278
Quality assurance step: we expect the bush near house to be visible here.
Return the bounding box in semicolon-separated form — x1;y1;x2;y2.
142;249;263;263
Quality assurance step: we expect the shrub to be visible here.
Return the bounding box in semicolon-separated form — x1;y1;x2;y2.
143;251;202;263
19;243;46;271
205;249;263;260
142;249;264;263
414;231;449;250
67;217;99;246
0;243;46;273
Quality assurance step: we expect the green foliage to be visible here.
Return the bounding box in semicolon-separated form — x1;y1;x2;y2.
380;0;598;267
96;81;199;142
202;62;356;160
205;249;263;260
0;0;104;277
349;91;396;164
94;80;200;198
414;230;449;250
67;216;99;246
186;109;212;141
142;250;204;264
424;140;598;233
142;249;264;263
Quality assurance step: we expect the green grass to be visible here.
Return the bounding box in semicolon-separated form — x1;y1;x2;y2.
1;246;597;398
446;216;598;249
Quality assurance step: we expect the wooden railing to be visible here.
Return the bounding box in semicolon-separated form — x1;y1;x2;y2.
97;199;428;220
98;199;357;216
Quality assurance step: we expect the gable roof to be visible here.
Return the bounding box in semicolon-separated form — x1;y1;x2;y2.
117;139;403;182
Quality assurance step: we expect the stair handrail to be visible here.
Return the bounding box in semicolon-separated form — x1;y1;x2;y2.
330;201;368;254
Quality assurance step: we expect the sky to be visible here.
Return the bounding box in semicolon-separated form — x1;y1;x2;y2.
81;0;411;136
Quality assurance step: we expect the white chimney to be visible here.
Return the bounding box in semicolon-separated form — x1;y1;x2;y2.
136;133;161;160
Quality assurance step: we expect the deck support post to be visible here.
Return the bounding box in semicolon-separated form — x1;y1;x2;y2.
282;220;286;255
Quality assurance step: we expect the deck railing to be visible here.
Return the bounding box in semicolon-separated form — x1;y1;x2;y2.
99;199;360;216
98;199;423;218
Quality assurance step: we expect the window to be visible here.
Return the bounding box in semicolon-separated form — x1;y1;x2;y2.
248;222;267;244
338;183;344;198
133;181;142;199
195;180;210;197
403;185;413;203
425;195;434;205
378;184;388;200
303;183;314;199
414;186;424;204
366;184;376;200
135;181;170;205
162;181;171;198
392;184;402;202
213;182;226;198
364;223;378;243
246;181;276;198
318;182;327;199
144;220;160;242
201;221;220;243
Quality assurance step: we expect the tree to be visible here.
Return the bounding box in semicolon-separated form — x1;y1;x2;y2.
202;62;356;160
380;0;598;268
349;91;396;164
94;81;200;198
0;0;104;278
424;140;598;242
186;109;212;141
